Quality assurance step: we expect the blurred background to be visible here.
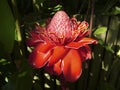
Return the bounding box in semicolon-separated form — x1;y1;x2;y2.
0;0;120;90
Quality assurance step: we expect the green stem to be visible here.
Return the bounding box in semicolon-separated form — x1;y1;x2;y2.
11;0;28;58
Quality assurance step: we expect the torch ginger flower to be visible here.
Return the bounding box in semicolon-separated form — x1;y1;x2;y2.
27;11;97;82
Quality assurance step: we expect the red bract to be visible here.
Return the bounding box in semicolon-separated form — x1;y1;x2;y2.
27;11;97;82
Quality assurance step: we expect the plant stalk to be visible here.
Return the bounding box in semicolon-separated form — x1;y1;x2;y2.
60;75;69;90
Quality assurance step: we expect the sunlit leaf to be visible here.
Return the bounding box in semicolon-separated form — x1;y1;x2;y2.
110;6;120;15
50;5;63;15
104;45;114;53
94;27;107;35
0;58;10;65
2;59;33;90
117;50;120;57
2;73;32;90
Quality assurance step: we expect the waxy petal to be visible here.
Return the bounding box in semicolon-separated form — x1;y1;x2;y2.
48;46;69;66
66;38;97;49
27;25;46;46
78;45;91;62
44;60;62;75
53;60;62;75
29;50;51;68
26;38;44;46
63;49;82;82
36;43;54;53
74;30;90;41
29;43;54;68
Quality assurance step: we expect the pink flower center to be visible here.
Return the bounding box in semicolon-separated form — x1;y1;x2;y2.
46;11;77;45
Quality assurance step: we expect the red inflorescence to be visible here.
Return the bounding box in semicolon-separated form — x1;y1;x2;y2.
27;11;97;82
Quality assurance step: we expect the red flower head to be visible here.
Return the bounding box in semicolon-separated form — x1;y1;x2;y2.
27;11;97;82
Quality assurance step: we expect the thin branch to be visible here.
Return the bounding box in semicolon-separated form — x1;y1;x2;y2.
89;0;95;37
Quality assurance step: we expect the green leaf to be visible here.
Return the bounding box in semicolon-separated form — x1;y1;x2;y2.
104;45;114;53
111;6;120;15
117;50;120;57
99;82;115;90
2;59;33;90
2;72;33;90
0;0;15;54
94;26;107;35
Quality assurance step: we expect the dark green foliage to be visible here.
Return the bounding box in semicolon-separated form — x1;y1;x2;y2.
0;0;120;90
